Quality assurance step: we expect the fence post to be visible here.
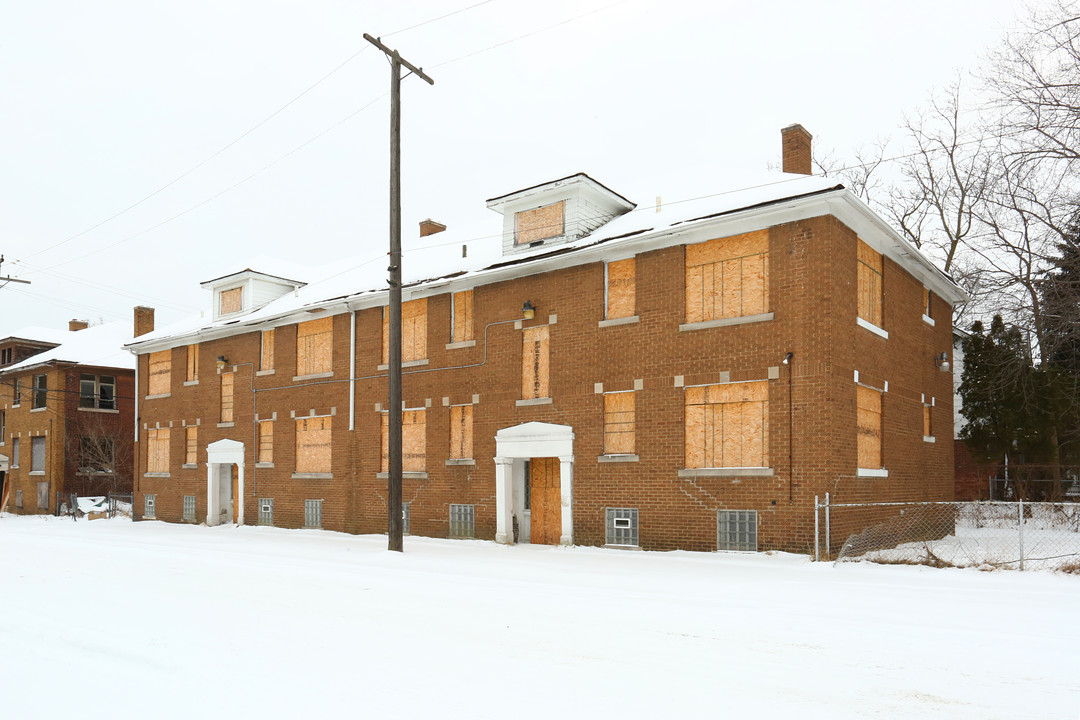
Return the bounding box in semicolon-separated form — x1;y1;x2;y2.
825;492;831;561
1017;498;1025;571
814;495;820;562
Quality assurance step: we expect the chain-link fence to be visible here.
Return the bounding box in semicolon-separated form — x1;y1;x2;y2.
814;496;1080;571
107;493;133;519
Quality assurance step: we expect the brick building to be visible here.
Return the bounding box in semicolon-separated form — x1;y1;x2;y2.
125;126;965;552
0;321;137;513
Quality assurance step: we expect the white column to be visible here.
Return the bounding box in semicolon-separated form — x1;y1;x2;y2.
206;463;217;526
559;455;574;546
237;461;245;525
494;456;514;544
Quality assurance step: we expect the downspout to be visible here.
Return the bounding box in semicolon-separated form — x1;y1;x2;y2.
785;352;794;505
349;310;356;431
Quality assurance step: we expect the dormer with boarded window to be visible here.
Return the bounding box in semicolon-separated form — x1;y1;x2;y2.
200;269;307;321
485;173;636;257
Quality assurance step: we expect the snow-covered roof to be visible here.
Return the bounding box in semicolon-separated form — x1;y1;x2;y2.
0;326;70;347
1;322;136;373
126;171;967;352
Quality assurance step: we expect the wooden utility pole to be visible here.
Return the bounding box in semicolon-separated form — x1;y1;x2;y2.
363;34;434;552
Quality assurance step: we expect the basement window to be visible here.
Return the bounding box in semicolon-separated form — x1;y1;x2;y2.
402;502;410;535
605;508;639;547
143;494;156;520
259;498;274;526
449;504;475;538
717;510;757;552
183;495;196;522
305;499;322;529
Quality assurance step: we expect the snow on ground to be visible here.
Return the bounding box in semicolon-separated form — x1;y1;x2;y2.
1;515;1076;719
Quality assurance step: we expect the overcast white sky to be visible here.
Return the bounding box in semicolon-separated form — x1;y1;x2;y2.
0;0;1036;334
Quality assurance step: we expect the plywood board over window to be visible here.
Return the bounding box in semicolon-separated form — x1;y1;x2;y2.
685;230;769;323
381;410;426;472
857;385;882;468
382;299;428;364
147;428;170;473
685;381;768;469
259;420;274;463
261;329;275;371
297;316;333;376
220;287;243;315
186;344;199;382
923;404;932;438
148;350;171;395
296;416;331;473
185;426;197;465
449;404;473;459
603;392;635;454
515;201;565;245
452;290;474;343
521;325;550;399
606;258;635;319
220;373;234;423
857;239;883;327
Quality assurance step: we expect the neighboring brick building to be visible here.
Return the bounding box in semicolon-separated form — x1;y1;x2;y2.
0;321;137;513
125;126;965;553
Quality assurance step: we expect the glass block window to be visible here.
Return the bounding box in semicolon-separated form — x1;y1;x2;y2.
183;495;196;522
15;489;23;509
37;481;49;510
717;510;757;552
259;498;274;526
449;504;474;538
402;502;410;535
144;494;156;519
605;508;639;547
304;499;322;529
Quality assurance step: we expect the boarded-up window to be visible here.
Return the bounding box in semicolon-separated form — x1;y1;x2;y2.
685;381;768;469
259;420;273;463
220;287;243;315
382;299;428;364
515;201;565;245
296;416;331;473
186;344;199;382
604;392;635;454
521;325;550;399
606;258;635;319
923;404;932;438
220;373;234;423
923;287;931;317
449;404;473;459
685;230;769;323
857;385;882;468
381;410;426;472
148;350;171;396
261;329;275;371
185;426;197;465
147;428;170;473
297;317;333;376
452;290;474;343
857;239;883;327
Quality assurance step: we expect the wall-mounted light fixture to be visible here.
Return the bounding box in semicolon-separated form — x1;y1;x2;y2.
936;352;950;372
217;356;228;371
522;300;536;320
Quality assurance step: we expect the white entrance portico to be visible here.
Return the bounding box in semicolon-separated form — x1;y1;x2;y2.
494;422;574;545
206;438;244;526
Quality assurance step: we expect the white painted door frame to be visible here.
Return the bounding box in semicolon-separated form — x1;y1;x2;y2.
206;438;245;526
494;422;574;546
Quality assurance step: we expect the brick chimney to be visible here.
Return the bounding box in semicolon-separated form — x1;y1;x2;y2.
781;124;813;175
68;319;88;332
419;219;446;238
134;306;155;338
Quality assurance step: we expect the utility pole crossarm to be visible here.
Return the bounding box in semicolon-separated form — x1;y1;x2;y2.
0;255;31;285
363;34;435;86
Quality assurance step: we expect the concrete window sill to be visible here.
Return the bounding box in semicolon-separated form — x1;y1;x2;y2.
144;393;171;400
856;317;889;339
293;371;334;382
604;544;642;551
679;313;773;333
256;369;276;376
856;468;889;478
922;314;936;327
255;462;275;468
29;470;45;476
78;407;119;414
217;422;235;428
678;467;774;478
182;463;197;469
923;436;936;444
183;380;199;387
445;458;476;466
516;397;552;407
376;472;429;480
598;454;639;463
30;407;47;413
445;340;476;350
598;315;639;328
143;472;170;478
377;359;429;371
291;472;332;480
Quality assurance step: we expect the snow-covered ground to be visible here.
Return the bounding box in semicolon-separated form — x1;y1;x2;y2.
1;515;1077;719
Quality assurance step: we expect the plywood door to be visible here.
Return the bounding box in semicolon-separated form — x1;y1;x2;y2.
529;457;561;545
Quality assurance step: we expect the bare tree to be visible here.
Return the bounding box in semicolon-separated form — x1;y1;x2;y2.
64;411;133;497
